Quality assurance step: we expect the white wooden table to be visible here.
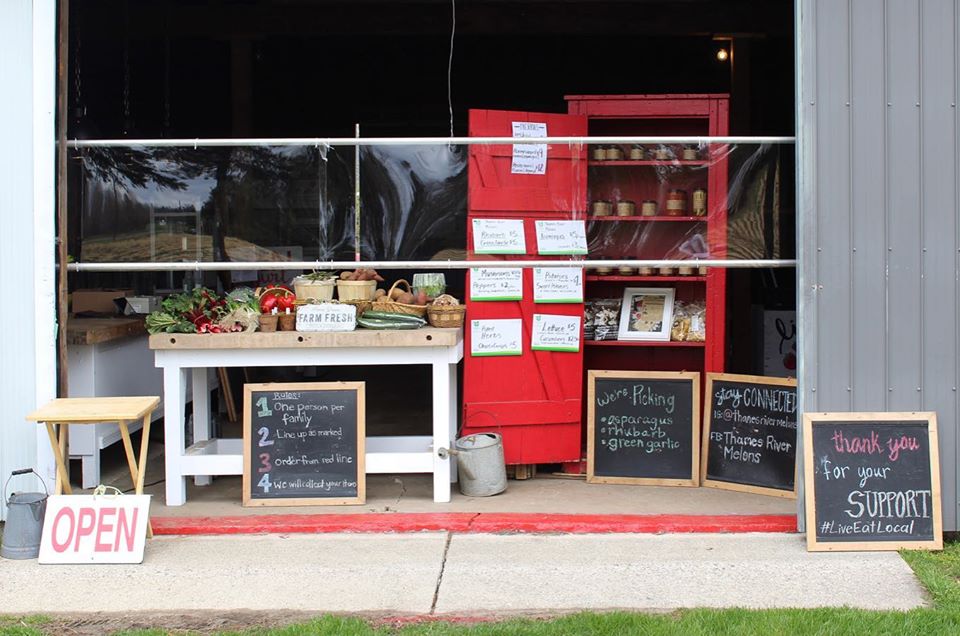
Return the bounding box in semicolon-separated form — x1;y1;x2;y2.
150;329;463;506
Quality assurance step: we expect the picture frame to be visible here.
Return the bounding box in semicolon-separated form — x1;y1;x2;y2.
617;287;675;341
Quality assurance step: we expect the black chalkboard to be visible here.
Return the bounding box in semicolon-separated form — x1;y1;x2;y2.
243;382;365;506
587;371;700;486
702;373;798;497
803;413;942;551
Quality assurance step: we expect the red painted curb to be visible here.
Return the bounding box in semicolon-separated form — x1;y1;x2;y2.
152;512;797;535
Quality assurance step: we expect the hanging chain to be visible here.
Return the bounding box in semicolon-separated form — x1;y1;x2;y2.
122;0;132;135
162;0;171;133
72;17;83;120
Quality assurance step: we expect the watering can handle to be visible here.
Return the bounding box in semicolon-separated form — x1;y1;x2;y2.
3;468;49;503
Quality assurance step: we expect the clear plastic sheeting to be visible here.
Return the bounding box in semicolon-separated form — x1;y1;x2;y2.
68;140;792;284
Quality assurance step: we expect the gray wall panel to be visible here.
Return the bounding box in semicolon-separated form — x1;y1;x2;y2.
815;0;853;410
850;0;889;411
920;0;958;531
800;0;960;530
885;0;924;412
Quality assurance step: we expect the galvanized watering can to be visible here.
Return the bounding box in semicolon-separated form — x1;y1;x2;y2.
439;433;507;497
1;468;48;560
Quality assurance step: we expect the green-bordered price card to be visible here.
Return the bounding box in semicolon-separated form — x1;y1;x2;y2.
533;267;583;303
531;314;581;352
534;220;587;255
470;268;523;301
470;319;523;356
472;219;527;255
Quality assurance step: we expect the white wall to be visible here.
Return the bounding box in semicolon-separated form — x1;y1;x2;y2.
0;0;57;519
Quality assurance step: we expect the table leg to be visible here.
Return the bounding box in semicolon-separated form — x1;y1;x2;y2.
432;361;452;503
45;422;72;495
449;363;459;484
119;419;154;538
118;420;140;486
192;368;212;487
137;414;154;538
163;366;187;506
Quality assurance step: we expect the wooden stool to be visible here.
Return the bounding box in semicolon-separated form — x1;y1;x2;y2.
26;396;160;537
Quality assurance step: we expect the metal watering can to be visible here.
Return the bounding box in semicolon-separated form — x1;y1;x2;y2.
1;468;48;560
439;433;507;497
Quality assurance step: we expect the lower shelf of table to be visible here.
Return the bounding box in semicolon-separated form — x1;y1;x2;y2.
179;436;437;475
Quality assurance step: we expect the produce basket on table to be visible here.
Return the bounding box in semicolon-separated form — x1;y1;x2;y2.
291;272;335;302
370;280;428;318
427;295;465;328
337;269;381;301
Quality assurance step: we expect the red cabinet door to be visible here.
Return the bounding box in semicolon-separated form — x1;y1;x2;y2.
463;109;587;465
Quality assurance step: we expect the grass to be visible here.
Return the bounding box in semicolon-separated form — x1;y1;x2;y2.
4;543;960;636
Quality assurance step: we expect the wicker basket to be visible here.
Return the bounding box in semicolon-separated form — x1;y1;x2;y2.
370;280;428;317
427;304;465;328
292;278;335;302
336;279;377;301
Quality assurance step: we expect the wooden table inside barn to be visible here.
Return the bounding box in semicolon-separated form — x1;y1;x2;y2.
149;329;464;505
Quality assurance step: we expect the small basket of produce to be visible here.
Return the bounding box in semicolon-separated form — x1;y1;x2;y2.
291;271;336;302
370;279;429;317
337;268;383;301
426;294;464;328
411;273;446;300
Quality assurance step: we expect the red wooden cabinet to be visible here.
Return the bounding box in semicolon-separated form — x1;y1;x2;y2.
463;96;729;467
463;109;587;464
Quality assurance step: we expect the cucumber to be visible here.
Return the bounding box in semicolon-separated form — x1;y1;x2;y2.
357;317;423;330
361;311;426;325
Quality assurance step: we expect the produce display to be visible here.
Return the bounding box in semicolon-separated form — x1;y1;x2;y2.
145;272;463;334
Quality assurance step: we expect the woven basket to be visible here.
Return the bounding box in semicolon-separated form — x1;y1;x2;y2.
340;298;372;317
427;305;465;328
370;280;428;317
336;279;377;301
293;278;335;302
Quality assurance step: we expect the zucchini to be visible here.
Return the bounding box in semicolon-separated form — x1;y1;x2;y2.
361;311;426;325
357;317;423;330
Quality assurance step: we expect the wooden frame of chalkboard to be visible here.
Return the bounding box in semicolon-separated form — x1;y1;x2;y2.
701;373;798;499
587;370;700;486
242;381;366;507
803;412;943;552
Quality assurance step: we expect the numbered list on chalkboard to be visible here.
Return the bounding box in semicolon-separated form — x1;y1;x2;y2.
250;388;359;500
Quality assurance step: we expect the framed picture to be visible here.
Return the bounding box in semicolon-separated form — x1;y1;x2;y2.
617;287;675;341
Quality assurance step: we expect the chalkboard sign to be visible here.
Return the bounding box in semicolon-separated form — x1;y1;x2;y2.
701;373;798;498
243;382;365;506
587;370;700;487
803;412;942;551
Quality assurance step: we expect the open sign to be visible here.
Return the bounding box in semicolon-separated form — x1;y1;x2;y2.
39;495;151;564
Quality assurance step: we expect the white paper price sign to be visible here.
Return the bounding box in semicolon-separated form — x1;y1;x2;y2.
533;267;583;303
531;314;581;352
470;268;524;301
472;219;527;255
470;319;523;357
511;121;547;175
535;220;587;255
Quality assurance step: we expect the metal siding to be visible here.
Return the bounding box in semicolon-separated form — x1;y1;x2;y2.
0;0;39;520
886;0;924;411
920;0;959;531
850;0;889;411
800;0;960;530
815;0;854;410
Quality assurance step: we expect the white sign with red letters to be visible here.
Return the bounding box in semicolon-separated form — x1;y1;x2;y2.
39;495;151;564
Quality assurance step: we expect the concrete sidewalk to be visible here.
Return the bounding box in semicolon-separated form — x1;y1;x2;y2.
0;532;928;615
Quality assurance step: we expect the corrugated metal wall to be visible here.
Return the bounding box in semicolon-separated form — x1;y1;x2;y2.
0;0;41;520
798;0;960;530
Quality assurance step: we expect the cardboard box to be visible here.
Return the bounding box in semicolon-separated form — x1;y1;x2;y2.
71;289;134;315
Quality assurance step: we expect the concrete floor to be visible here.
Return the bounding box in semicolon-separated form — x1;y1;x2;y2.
80;429;797;518
0;533;927;614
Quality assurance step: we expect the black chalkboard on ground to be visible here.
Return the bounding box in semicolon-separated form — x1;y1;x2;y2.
587;370;700;487
701;373;798;498
243;382;365;506
803;412;942;552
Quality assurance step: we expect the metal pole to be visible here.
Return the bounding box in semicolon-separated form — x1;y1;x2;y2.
66;135;796;148
67;259;798;273
354;123;361;262
56;0;70;399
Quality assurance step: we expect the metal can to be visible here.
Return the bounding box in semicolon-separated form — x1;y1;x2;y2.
594;266;613;275
592;200;613;217
637;266;655;276
640;200;658;216
665;189;688;216
677;266;695;276
692;188;707;216
616;200;636;217
681;146;700;161
629;145;646;160
591;146;606;161
653;146;672;161
618;266;635;276
658;266;675;276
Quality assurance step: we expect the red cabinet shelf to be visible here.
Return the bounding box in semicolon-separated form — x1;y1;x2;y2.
587;215;706;223
585;340;706;348
585;275;706;283
587;160;709;167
